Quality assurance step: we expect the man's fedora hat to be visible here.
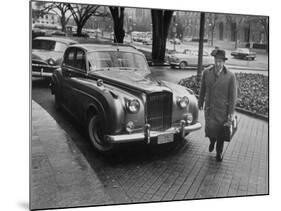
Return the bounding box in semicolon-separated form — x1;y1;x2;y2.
211;49;228;60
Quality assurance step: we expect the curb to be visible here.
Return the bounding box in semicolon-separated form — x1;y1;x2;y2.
235;107;268;121
225;65;268;72
31;100;113;209
193;95;268;121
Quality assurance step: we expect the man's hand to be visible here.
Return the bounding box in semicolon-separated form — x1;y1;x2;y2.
224;114;234;126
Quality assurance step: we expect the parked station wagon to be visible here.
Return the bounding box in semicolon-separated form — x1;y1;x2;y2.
169;49;213;69
32;36;78;78
50;43;202;152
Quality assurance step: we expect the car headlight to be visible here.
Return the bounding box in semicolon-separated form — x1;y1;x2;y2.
126;99;140;113
48;58;56;66
177;96;189;108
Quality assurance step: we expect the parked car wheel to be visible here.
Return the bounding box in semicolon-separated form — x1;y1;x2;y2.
179;61;188;69
87;114;113;152
170;64;176;69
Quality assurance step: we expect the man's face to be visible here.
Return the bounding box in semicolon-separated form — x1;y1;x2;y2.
214;58;225;70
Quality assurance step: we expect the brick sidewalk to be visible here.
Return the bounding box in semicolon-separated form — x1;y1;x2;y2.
95;111;268;203
31;101;113;210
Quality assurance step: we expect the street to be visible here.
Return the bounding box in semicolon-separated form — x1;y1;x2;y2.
31;66;268;208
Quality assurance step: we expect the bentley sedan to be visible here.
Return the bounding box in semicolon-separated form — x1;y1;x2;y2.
50;43;202;152
32;36;78;78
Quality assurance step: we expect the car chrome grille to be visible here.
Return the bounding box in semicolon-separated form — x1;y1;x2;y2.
32;60;55;73
146;92;173;131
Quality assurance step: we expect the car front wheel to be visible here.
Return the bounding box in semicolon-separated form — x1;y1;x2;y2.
87;115;113;152
179;61;188;69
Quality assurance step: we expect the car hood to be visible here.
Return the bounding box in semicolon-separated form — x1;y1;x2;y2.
89;70;191;96
32;49;63;63
171;53;188;58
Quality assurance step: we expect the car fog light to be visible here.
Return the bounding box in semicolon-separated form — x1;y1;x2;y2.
126;121;135;133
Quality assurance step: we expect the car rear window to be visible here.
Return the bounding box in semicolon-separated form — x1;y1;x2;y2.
32;39;68;51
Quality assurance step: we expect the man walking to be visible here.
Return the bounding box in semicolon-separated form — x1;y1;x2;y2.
198;49;237;162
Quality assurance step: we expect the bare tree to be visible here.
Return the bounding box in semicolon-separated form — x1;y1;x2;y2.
109;7;125;43
151;9;174;64
258;17;269;51
226;15;245;49
42;3;71;32
207;13;218;47
67;4;101;36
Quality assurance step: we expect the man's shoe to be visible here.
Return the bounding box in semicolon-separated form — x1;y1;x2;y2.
209;142;215;152
216;153;223;162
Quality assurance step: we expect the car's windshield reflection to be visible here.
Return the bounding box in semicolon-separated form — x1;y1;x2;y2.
88;51;150;74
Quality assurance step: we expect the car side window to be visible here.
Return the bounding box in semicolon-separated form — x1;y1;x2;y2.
64;48;76;67
75;49;86;71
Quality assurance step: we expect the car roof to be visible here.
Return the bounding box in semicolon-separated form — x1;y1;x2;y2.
70;43;141;54
34;36;78;45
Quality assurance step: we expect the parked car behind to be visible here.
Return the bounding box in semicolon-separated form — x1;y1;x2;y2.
169;38;181;45
32;36;78;78
231;48;256;60
50;43;202;152
169;49;213;69
142;37;152;45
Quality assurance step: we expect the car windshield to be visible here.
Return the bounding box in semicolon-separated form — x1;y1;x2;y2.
184;49;209;56
88;51;150;73
237;48;250;53
32;39;68;52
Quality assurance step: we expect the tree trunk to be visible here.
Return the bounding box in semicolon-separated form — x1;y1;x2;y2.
77;24;83;36
110;7;125;43
151;10;173;64
197;12;205;80
211;28;214;47
234;30;238;49
60;15;66;32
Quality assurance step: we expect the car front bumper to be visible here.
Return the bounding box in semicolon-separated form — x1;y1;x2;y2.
105;121;202;144
32;63;59;78
169;61;181;66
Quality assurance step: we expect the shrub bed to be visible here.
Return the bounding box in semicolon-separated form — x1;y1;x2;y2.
178;73;269;116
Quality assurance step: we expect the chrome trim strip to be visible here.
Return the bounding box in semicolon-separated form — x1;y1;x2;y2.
105;122;201;143
32;63;60;68
32;71;53;77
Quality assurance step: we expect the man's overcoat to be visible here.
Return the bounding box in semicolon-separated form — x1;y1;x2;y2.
198;66;237;138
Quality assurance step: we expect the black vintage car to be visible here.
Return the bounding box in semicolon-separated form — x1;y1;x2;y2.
231;48;256;60
50;43;202;152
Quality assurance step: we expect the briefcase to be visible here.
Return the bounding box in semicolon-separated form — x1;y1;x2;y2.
221;115;238;142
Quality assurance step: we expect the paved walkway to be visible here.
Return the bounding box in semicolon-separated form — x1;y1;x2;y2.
31;101;113;210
